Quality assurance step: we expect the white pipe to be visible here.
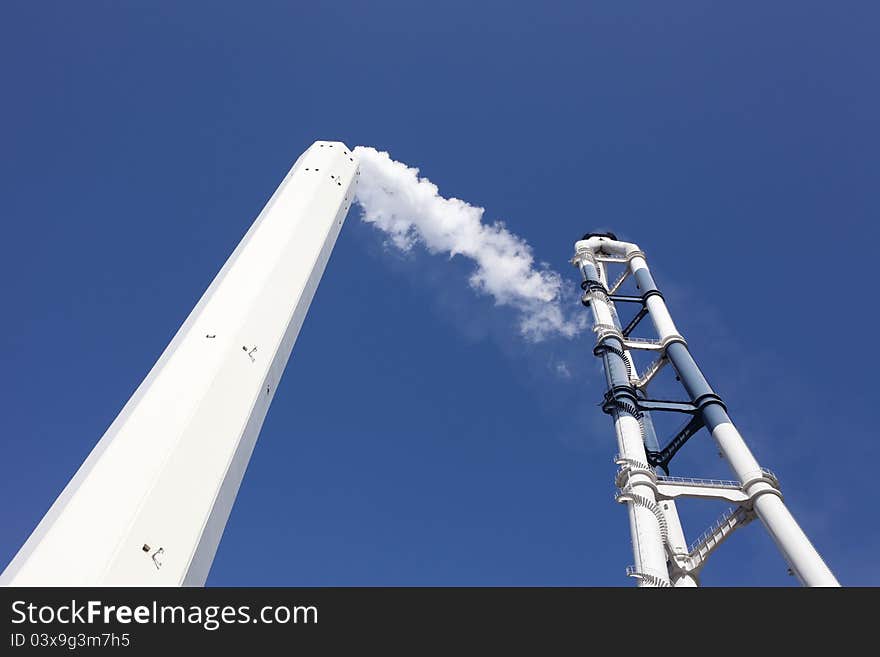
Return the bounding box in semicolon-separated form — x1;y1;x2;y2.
710;422;839;586
607;267;694;586
575;251;670;586
622;249;840;587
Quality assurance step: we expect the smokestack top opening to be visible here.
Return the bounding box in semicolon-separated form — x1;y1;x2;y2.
582;231;618;241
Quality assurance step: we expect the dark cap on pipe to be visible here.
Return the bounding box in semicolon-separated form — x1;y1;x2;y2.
582;231;618;241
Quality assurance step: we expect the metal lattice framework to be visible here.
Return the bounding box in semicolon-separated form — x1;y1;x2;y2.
572;232;839;587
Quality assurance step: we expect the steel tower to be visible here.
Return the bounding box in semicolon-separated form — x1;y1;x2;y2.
572;232;839;587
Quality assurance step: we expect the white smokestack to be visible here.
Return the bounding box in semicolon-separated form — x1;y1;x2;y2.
352;146;586;342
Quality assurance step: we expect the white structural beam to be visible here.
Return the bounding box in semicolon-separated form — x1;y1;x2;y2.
655;479;749;504
1;141;359;586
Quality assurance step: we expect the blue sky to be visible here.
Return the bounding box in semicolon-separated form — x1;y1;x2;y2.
2;2;878;586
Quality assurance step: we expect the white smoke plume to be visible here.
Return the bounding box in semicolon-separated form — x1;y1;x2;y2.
352;146;587;342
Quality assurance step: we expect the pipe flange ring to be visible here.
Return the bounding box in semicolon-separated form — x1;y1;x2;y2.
624;249;647;264
660;334;687;350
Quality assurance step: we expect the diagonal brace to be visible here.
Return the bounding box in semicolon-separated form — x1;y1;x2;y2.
645;415;705;475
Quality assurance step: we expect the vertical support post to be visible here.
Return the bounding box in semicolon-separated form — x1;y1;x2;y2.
599;261;696;588
626;253;839;587
639;411;696;586
575;248;671;587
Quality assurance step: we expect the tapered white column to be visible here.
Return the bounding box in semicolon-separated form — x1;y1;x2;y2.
1;141;359;586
